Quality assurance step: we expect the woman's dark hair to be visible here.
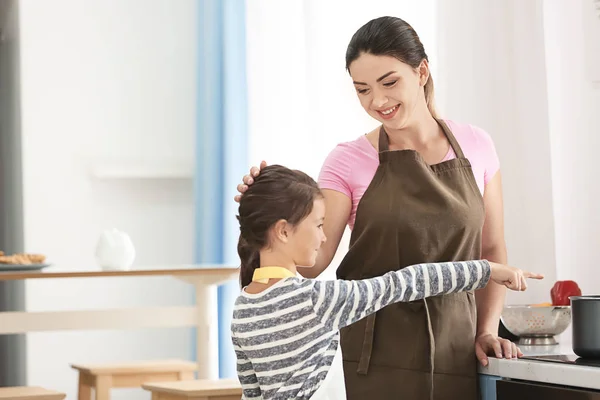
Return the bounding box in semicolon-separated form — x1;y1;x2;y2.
236;165;322;288
345;16;438;118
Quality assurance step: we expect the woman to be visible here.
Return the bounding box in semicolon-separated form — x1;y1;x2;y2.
236;16;514;400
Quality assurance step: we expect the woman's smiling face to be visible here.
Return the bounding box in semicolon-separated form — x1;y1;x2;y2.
349;53;428;130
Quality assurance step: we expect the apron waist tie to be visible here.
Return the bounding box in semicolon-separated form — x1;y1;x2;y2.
356;314;376;375
423;299;436;400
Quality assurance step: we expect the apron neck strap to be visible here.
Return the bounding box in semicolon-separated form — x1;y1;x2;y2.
378;125;391;152
436;119;465;159
377;119;466;159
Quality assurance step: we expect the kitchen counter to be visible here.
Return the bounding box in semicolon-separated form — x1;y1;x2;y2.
479;339;600;391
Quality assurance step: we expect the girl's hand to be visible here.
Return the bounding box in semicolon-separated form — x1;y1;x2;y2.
489;262;544;291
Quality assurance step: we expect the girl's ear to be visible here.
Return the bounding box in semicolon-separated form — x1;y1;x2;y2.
272;219;290;244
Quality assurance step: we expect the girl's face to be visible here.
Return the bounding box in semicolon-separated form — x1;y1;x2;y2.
348;53;429;130
286;199;327;267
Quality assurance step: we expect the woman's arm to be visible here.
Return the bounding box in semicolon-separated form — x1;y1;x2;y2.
297;189;351;278
474;172;512;364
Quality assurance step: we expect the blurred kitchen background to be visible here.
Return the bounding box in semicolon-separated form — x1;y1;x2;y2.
0;0;598;398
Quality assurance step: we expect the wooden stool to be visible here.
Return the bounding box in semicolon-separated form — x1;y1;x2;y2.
71;359;197;400
142;379;242;400
0;386;66;400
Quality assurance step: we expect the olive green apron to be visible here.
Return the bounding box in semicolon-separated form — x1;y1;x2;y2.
337;120;485;400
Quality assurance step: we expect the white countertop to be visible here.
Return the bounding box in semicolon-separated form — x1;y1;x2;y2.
478;338;600;390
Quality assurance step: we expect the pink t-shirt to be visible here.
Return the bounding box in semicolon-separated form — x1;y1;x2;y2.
318;119;500;230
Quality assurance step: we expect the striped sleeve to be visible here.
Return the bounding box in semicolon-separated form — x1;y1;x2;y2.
231;335;263;400
310;260;491;330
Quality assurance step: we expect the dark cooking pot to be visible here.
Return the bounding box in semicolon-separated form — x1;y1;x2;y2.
571;295;600;358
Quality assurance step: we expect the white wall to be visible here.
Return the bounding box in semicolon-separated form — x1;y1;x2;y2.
544;0;600;293
436;0;557;305
18;1;197;398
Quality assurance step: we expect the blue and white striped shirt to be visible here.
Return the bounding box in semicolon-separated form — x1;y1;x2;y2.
231;260;491;400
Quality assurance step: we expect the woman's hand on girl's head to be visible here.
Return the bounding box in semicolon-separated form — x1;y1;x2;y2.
234;161;268;202
488;262;544;291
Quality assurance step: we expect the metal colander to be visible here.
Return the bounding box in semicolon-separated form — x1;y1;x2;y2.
500;305;572;345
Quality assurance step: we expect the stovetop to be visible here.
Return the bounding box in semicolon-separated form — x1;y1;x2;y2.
522;354;600;367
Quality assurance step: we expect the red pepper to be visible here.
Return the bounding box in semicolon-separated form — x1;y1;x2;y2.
550;280;582;306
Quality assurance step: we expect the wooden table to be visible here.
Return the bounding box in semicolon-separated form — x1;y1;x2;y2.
0;264;239;379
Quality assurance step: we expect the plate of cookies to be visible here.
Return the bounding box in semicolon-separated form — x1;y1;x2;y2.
0;251;50;271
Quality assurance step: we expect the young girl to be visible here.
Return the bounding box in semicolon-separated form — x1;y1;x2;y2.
231;165;542;400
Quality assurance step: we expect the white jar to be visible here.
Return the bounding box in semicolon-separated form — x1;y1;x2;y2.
95;228;136;270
